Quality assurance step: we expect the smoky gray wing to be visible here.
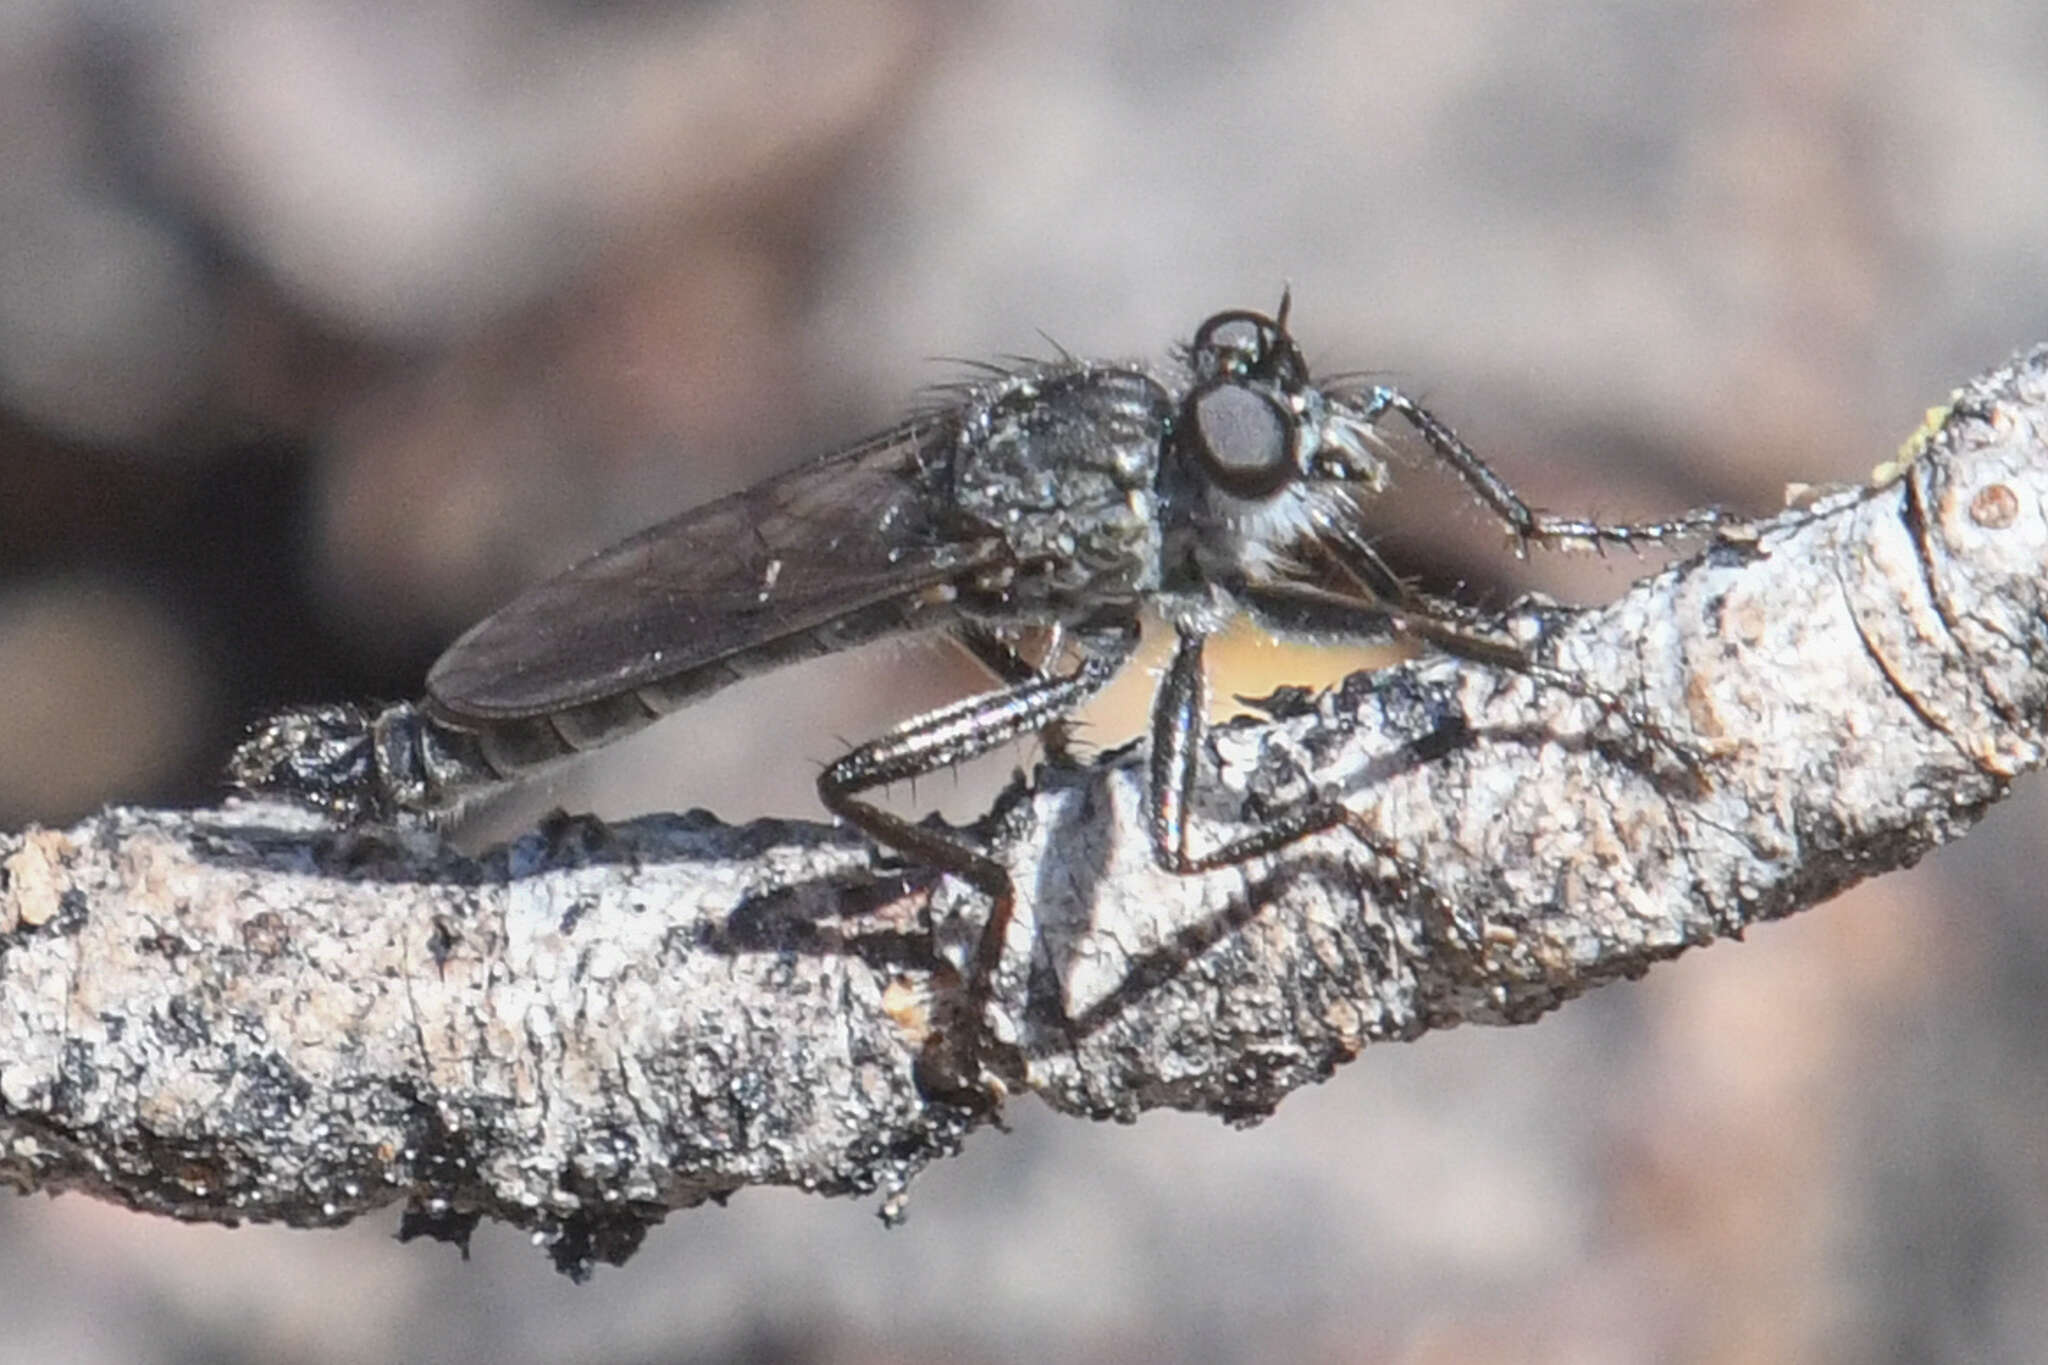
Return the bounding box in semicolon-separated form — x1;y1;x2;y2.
426;418;1001;721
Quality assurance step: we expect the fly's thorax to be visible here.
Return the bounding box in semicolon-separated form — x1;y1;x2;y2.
949;362;1175;614
1162;475;1355;591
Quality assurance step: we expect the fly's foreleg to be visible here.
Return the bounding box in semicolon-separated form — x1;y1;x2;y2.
1355;385;1733;553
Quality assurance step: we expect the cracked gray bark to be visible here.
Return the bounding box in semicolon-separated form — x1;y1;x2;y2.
2;346;2045;1278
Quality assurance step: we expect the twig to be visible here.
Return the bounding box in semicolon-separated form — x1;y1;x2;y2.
3;347;2045;1277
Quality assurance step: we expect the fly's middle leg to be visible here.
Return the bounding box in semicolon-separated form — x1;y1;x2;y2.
1147;627;1356;874
1290;517;1708;782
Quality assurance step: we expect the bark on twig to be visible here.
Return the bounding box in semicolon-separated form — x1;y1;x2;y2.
4;347;2046;1276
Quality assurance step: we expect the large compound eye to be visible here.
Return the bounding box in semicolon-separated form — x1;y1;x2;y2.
1182;378;1297;498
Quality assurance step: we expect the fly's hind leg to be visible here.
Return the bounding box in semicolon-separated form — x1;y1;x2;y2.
950;621;1085;762
819;614;1140;1097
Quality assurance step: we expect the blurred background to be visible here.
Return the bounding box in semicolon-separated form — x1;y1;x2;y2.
4;0;2048;1360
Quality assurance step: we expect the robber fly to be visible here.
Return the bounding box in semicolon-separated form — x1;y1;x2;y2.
233;298;1727;1085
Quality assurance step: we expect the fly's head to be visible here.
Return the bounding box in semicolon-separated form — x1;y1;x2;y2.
1164;306;1389;590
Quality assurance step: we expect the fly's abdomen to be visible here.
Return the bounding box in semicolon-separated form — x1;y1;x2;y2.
225;698;584;822
233;588;957;823
431;587;954;772
617;590;947;719
227;701;494;821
